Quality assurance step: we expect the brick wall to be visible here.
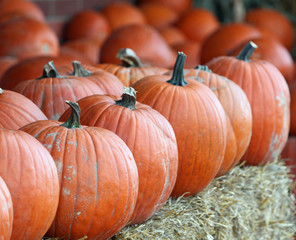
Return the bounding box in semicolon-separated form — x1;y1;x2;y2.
32;0;135;39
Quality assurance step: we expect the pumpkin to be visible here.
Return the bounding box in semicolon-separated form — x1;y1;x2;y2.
0;17;59;60
102;2;146;31
57;61;124;96
139;0;192;14
61;38;103;65
0;0;45;22
200;22;261;64
64;9;110;42
0;88;47;129
176;8;220;44
0;176;13;240
99;24;176;68
158;25;187;46
179;66;252;176
245;8;295;51
132;52;227;197
0;55;92;90
0;128;59;240
207;41;290;165
13;61;104;120
140;2;178;29
21;101;139;240
0;56;18;80
96;48;169;86
59;88;178;225
228;37;294;86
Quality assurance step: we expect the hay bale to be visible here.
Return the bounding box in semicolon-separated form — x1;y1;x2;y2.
113;160;296;240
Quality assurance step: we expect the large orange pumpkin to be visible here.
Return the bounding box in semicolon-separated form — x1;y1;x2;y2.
13;61;104;120
207;41;290;165
99;24;176;68
288;82;296;135
21;101;139;240
0;128;59;240
96;48;169;86
0;88;47;129
0;17;59;60
59;88;178;225
170;66;252;176
0;176;13;240
132;52;227;197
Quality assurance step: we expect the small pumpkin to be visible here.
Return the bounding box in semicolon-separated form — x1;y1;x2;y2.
207;41;290;165
0;128;59;240
0;176;13;240
158;25;187;46
96;48;169;86
59;88;178;225
139;0;192;14
21;101;139;240
132;52;227;197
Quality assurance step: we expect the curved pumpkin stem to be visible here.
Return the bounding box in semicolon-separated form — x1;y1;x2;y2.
0;88;3;94
116;48;143;68
167;52;188;86
236;41;258;62
195;65;212;73
60;101;82;129
115;87;137;110
71;61;92;77
39;61;64;79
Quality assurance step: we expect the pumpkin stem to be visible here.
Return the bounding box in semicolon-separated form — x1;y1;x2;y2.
38;61;64;79
60;101;82;129
195;65;212;72
115;87;137;110
167;52;188;86
0;88;3;94
116;48;143;67
236;41;258;62
71;61;92;77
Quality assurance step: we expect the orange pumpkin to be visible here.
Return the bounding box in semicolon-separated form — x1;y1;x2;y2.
0;176;13;240
64;9;110;42
0;128;59;240
176;8;220;44
179;66;252;176
59;89;178;225
0;88;47;129
0;56;18;79
245;8;295;51
200;22;261;64
57;61;124;96
229;37;294;86
0;17;59;60
102;2;146;31
132;52;227;197
13;61;104;120
99;24;176;68
96;48;169;86
139;0;192;14
158;25;187;46
21;101;139;240
207;41;290;165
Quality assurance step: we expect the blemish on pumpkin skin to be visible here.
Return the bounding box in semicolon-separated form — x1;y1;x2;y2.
62;187;71;196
